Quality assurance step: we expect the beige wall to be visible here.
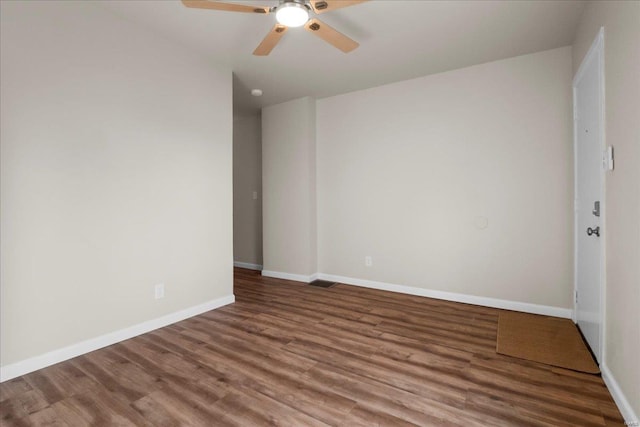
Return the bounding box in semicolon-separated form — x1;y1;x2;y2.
262;97;317;276
0;1;233;366
317;47;574;308
233;113;263;267
573;1;640;419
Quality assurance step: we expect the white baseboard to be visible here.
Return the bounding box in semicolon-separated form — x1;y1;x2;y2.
234;261;263;271
318;273;573;319
0;294;235;383
601;363;639;425
261;270;318;283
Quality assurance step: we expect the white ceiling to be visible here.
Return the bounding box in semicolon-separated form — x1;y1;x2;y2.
99;0;586;114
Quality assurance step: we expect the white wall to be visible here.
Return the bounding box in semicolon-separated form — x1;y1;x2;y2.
262;97;317;277
573;1;640;421
0;1;233;369
317;47;574;309
233;113;263;268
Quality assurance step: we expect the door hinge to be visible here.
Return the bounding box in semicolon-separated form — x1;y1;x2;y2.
575;290;578;304
603;146;614;171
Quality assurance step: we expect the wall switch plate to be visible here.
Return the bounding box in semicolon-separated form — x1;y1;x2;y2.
252;191;258;200
365;256;372;267
154;283;165;299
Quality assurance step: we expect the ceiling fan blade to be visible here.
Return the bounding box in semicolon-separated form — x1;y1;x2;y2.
304;19;359;53
309;0;368;14
253;24;288;56
181;0;270;14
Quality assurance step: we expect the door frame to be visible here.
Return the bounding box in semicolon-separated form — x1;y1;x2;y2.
572;27;606;364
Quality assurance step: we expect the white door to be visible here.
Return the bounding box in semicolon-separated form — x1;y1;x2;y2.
574;29;604;363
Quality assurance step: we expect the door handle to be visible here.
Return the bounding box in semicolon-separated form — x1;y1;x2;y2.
587;226;600;237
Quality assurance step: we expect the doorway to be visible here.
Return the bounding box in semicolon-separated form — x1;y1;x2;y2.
232;111;264;271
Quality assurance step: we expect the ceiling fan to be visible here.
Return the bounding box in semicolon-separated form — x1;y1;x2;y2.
181;0;368;56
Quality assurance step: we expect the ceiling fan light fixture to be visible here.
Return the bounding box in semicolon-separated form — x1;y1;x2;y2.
275;2;309;28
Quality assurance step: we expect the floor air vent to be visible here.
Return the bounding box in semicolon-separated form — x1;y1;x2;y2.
308;280;337;288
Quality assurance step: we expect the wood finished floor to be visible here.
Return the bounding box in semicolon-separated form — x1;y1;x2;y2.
1;268;624;426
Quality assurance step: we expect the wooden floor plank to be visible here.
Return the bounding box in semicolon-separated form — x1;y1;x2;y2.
0;268;625;426
0;379;32;403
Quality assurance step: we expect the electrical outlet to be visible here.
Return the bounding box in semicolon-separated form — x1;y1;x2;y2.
365;256;372;267
154;283;165;299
